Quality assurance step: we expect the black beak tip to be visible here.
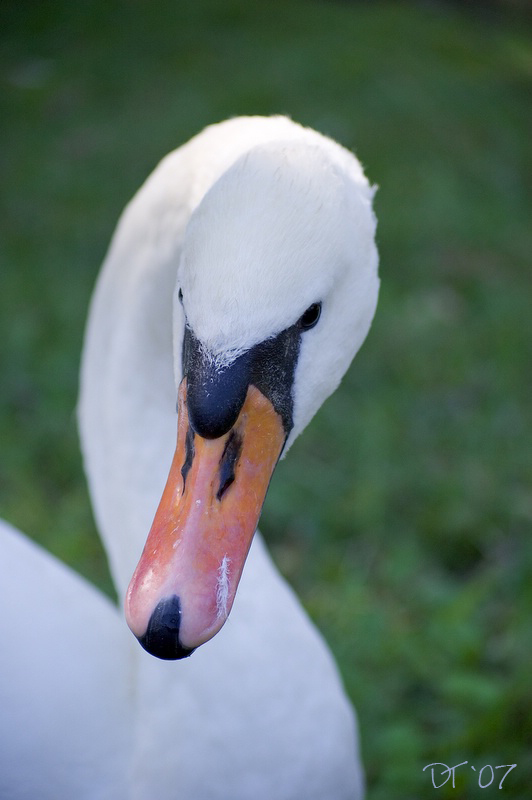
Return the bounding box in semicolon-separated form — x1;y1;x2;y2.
137;595;196;660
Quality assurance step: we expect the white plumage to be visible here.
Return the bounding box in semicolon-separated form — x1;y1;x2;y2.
0;116;379;799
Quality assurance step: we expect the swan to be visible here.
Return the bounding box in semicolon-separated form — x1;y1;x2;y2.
0;116;379;799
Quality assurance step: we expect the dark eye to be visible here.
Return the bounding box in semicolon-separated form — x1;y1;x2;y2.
178;288;184;304
299;302;322;330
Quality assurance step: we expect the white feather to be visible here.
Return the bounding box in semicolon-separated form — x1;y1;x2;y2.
216;555;231;619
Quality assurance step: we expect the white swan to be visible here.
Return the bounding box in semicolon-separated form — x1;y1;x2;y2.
0;116;379;799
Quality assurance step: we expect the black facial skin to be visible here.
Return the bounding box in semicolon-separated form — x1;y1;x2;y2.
181;301;322;441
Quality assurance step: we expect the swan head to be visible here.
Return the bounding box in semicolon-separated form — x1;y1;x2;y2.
125;137;379;658
178;141;378;447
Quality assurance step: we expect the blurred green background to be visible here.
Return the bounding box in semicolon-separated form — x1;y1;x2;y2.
1;1;531;797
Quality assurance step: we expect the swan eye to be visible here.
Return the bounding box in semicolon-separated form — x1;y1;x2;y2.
299;302;322;331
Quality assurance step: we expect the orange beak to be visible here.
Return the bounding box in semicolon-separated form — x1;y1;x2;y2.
124;379;285;657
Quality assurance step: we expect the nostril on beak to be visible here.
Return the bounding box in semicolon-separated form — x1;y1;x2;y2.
137;595;195;660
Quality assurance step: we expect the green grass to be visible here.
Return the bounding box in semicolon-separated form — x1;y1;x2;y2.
1;1;531;797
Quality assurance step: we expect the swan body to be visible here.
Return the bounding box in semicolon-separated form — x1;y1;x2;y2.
0;116;378;799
